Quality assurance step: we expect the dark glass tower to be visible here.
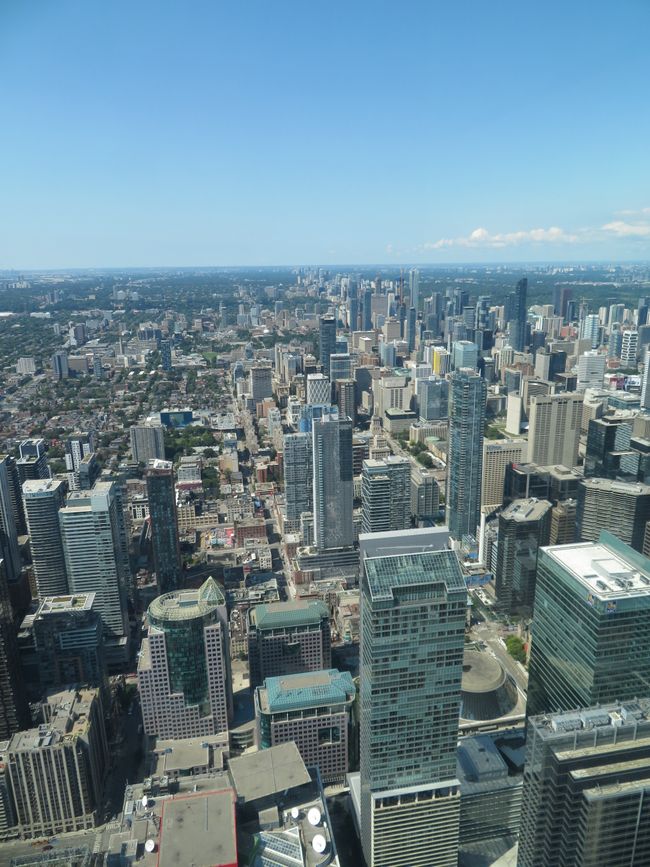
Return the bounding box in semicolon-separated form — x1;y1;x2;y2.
511;277;528;352
446;369;486;541
318;315;337;378
146;459;182;595
0;560;28;738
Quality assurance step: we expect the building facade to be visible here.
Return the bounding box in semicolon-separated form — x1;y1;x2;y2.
527;533;650;717
22;479;68;599
495;498;552;613
255;668;355;783
146;459;182;595
312;414;354;550
361;457;411;534
527;393;583;468
356;530;467;867
129;423;166;464
138;577;231;741
248;599;331;689
447;369;487;541
519;701;650;867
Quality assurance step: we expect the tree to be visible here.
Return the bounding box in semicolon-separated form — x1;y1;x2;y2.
416;452;434;468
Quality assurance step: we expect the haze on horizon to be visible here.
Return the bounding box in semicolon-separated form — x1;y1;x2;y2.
1;0;649;269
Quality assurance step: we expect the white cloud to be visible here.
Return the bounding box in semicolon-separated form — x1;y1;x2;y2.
602;220;650;238
424;225;579;251
614;207;650;217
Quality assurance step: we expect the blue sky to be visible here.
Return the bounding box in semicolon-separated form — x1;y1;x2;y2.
1;0;649;267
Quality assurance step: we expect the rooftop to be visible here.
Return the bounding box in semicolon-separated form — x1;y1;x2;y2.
258;669;355;714
531;698;650;741
158;789;236;867
543;532;650;601
148;576;224;622
363;545;465;602
501;498;552;523
579;477;650;496
250;599;329;630
228;742;311;803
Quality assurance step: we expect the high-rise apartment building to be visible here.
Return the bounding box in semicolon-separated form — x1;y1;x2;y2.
451;340;478;371
621;328;639;367
319;315;337;377
65;432;96;491
579;312;600;348
22;479;68;598
510;277;528;352
146;459;182;595
527;532;650;717
0;561;28;738
481;439;527;511
18;593;105;701
255;668;355;783
355;530;467;867
160;338;172;371
519;701;650;867
576;478;650;552
361;457;411;534
527;392;583;468
641;347;650;409
408;267;420;312
138;578;231;741
129;422;166;464
447;369;486;540
0;457;22;583
59;482;130;667
51;350;69;380
249;363;273;402
248;599;331;689
283;432;313;522
312;414;353;550
5;687;107;838
16;438;49;484
495;498;552;613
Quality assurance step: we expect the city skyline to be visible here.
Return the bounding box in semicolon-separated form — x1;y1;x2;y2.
2;1;650;267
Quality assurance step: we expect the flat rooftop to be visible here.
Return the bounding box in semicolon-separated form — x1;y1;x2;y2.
258;668;355;714
250;598;329;630
228;742;311;802
158;789;236;867
501;498;552;522
543;535;650;601
363;541;465;602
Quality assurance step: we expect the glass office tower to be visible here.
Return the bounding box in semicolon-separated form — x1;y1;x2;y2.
527;531;650;717
447;369;486;541
356;530;467;867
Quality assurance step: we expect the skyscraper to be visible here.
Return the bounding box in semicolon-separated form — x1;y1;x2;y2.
51;350;69;380
18;592;105;701
0;457;22;583
0;560;28;738
146;459;182;595
495;498;552;613
447;369;487;540
329;352;351;382
416;375;449;422
22;478;68;598
641;347;650;409
283;432;313;522
16;438;49;484
576;478;650;552
527;392;583;468
519;701;650;867
318;315;337;378
334;379;356;426
406;306;417;353
356;531;467;867
481;439;527;510
306;372;331;405
408;267;420;312
59;481;130;667
248;599;331;689
511;277;528;352
361;457;411;534
65;431;96;491
129;422;166;464
160;338;172;371
312;414;353;550
249;363;273;401
138;577;231;741
527;532;650;717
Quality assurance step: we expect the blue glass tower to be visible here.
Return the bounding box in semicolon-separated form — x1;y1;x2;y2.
446;369;486;541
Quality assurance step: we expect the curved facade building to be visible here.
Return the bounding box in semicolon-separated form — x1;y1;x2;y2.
138;577;231;741
460;651;518;722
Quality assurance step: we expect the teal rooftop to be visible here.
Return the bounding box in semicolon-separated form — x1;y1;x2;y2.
258;669;355;714
364;548;466;602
